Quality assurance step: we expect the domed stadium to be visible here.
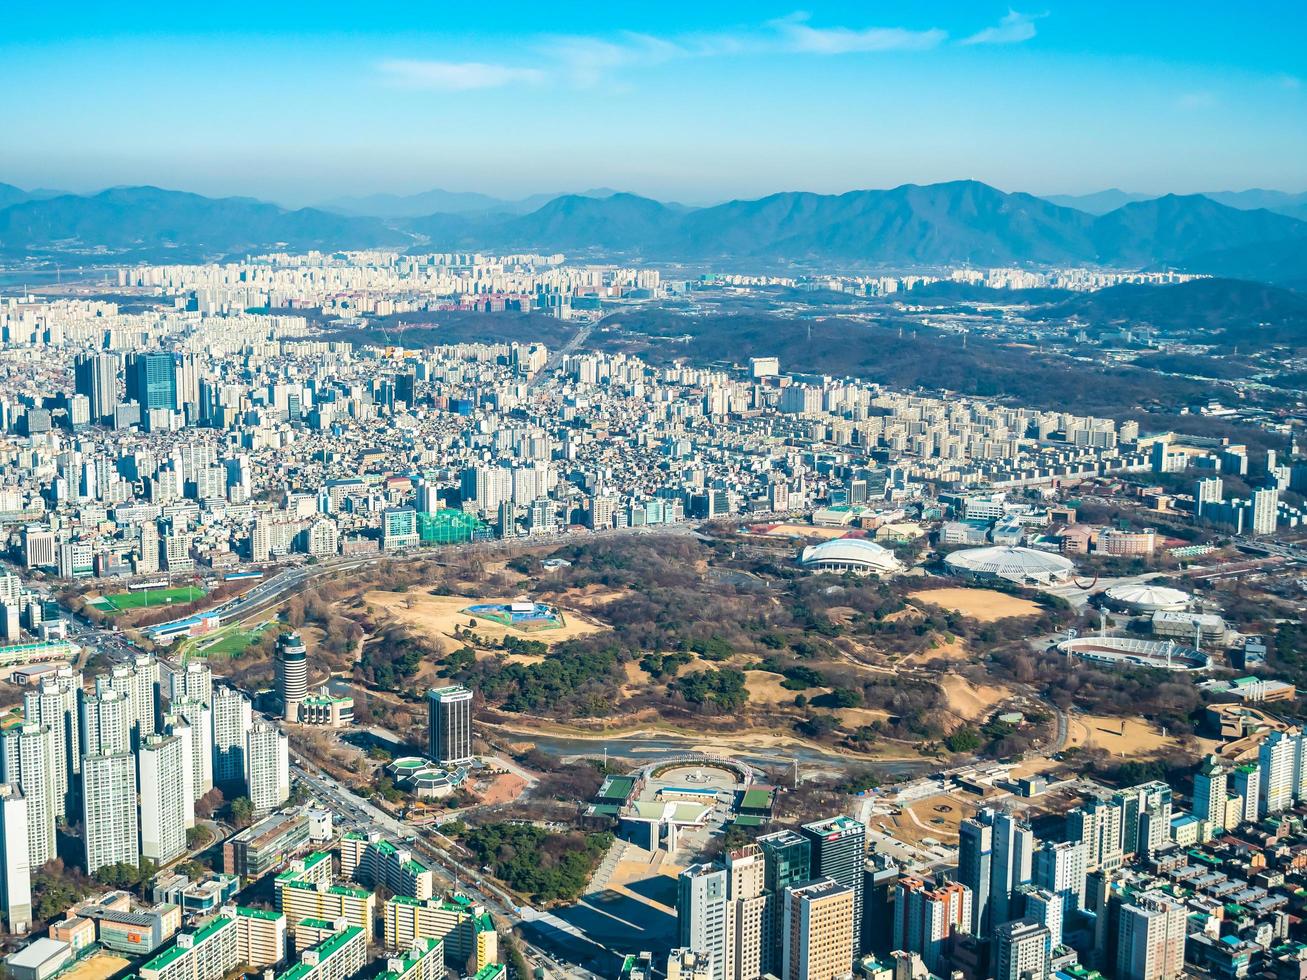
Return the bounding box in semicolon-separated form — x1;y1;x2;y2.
799;537;902;576
944;545;1074;586
1102;583;1191;613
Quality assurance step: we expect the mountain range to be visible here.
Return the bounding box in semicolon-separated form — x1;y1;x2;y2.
1;179;1304;283
320;186;624;218
1044;187;1307;220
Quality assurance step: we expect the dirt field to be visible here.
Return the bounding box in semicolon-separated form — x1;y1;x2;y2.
606;848;683;914
476;772;527;806
365;592;607;651
60;954;131;980
745;672;818;706
941;674;1011;724
759;523;852;540
911;587;1041;622
1065;713;1198;756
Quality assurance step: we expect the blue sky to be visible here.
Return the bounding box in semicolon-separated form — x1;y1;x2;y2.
2;2;1304;206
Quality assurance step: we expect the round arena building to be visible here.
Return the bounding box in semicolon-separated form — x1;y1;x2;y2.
944;545;1074;587
1102;583;1191;613
799;538;902;576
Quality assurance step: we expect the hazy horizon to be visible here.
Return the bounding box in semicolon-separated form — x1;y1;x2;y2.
2;1;1304;207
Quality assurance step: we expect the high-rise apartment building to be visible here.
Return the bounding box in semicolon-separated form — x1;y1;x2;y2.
679;863;733;980
426;686;474;765
1251;487;1279;535
993;918;1050;980
1231;764;1260;825
957;815;992;936
1259;730;1297;816
800;816;866;953
989;810;1033;931
22;668;82;821
172;659;213;706
74;351;120;421
1033;841;1087;916
0;784;32;933
1193;756;1229;829
139;734;188;862
1066;796;1124;873
892;877;971;976
1116;891;1187;980
0;723;56;868
82;752;139;875
81;685;132;757
212;685;253;789
725;844;771;980
781;879;854;980
246;723;290;815
127;351;178;411
276;632;309;722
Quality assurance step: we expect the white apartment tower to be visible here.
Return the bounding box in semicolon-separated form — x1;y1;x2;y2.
139;734;188;863
211;685;253;789
246;723;290;815
0;784;32;933
679;863;734;980
0;723;56;868
82;752;139;875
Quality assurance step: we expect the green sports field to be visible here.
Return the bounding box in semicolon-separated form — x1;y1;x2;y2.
89;585;206;613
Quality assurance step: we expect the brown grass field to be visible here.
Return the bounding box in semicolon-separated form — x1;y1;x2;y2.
910;587;1041;622
364;591;607;652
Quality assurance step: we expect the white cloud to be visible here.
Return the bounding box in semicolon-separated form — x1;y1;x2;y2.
771;12;947;54
960;10;1042;46
547;32;686;85
377;59;545;91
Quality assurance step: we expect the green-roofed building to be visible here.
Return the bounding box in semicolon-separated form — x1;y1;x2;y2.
276;926;366;980
376;938;445;980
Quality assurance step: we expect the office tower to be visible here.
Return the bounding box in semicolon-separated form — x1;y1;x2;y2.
800;816;866;951
22;668;82;821
426;686;474;765
893;877;971;976
1033;841;1086;915
1193;756;1229;829
726;845;771;980
1259;730;1296;816
782;879;854;980
957;815;993;936
81;685;131;757
172;659;213;706
127;351;178;411
212;685;253;789
82;752;139;875
276;632;309;722
678;863;733;980
0;784;31;933
139;734;187;862
172;697;213;798
1116;891;1187;980
993;918;1050;980
1231;764;1260;824
759;829;811;968
246;723;290;815
0;723;55;868
863;852;899;956
1251;487;1279;535
1018;886;1062;953
74;351;119;421
1067;796;1123;873
990;810;1033;930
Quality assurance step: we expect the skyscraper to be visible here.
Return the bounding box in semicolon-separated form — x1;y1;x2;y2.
1018;886;1062;954
138;734;187;863
1259;730;1297;816
893;876;971;976
171;659;213;706
161;710;196;829
782;879;854;980
993;918;1050;980
1193;756;1229;829
989;810;1033;930
678;863;733;980
172;697;213;799
108;655;159;749
1116;891;1187;980
759;829;811;969
426;686;474;765
212;685;253;790
82;752;139;875
0;723;56;868
276;632;309;722
800;816;866;953
1251;487;1279;535
74;351;119;421
0;784;32;933
127;351;178;411
1231;764;1260;824
958;815;993;936
1066;796;1124;873
246;723;289;815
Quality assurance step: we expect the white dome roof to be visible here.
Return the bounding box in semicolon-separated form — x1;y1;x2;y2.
945;545;1073;582
801;537;901;572
1103;583;1190;611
